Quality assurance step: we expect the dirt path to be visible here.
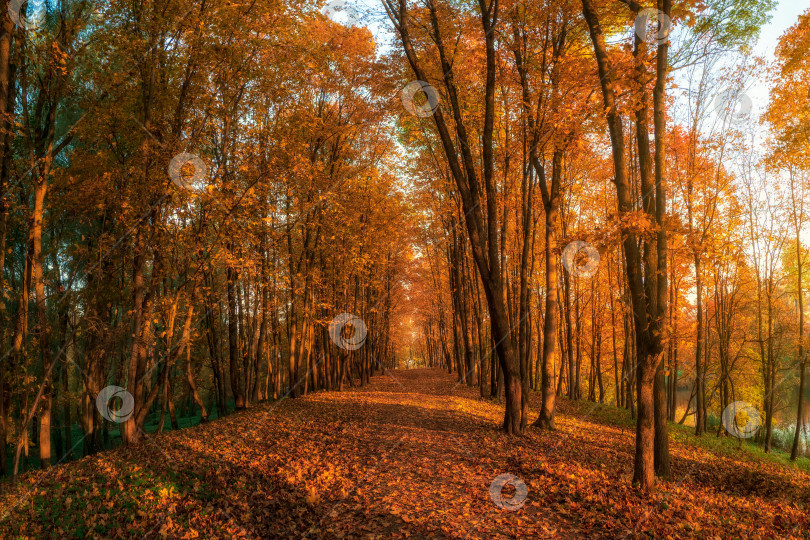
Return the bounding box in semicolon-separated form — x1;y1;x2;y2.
2;368;808;538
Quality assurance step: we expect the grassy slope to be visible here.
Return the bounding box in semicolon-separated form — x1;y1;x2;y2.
571;398;810;476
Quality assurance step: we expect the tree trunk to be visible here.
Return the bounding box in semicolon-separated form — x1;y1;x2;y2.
532;151;562;429
581;0;670;489
790;173;806;461
654;356;670;477
695;255;705;435
634;360;656;488
227;260;245;409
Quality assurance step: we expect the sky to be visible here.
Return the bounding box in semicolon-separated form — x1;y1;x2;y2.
748;2;809;123
755;1;808;58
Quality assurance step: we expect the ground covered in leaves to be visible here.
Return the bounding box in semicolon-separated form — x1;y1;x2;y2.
2;369;808;538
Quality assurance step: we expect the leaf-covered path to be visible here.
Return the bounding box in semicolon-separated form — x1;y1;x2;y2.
2;368;809;538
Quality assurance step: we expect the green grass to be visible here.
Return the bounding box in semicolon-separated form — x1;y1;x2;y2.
561;395;810;474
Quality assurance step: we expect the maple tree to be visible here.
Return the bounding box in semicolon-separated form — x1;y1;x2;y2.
764;9;810;460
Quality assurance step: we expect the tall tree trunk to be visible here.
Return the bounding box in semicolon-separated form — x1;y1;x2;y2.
791;172;806;461
581;0;669;489
695;255;705;435
227;260;245;409
33;173;52;468
124;226;147;445
0;1;16;477
652;0;672;477
532;151;562;429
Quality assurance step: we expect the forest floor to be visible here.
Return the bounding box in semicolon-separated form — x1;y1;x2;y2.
1;368;809;539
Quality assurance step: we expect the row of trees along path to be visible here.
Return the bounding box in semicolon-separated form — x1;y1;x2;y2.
2;0;810;524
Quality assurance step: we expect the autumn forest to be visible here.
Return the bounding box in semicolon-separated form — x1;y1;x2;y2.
0;0;809;537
